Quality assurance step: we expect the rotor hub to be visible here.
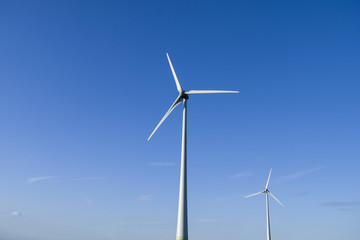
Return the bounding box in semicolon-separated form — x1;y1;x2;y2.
180;91;189;100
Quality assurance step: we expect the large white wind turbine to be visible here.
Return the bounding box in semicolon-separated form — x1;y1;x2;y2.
244;169;284;240
148;53;238;240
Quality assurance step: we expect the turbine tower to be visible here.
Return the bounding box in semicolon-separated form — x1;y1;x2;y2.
244;169;284;240
148;53;238;240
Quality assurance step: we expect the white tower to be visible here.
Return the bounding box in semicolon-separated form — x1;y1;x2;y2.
148;53;238;240
244;169;284;240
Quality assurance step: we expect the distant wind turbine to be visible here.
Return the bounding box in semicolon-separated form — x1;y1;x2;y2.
244;169;284;240
148;53;238;240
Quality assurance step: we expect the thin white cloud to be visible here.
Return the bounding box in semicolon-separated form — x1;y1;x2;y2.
27;176;103;184
10;211;22;217
138;195;152;202
148;162;175;166
279;167;323;182
230;171;251;179
27;176;56;184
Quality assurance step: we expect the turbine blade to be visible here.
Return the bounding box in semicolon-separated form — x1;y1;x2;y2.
265;168;272;189
243;190;265;198
268;191;284;207
166;53;182;92
148;96;182;141
186;90;239;94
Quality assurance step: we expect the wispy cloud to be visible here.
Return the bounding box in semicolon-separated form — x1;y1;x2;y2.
321;201;360;207
230;171;251;179
148;162;175;166
27;176;56;184
138;195;152;202
277;167;323;182
27;176;103;184
10;211;22;217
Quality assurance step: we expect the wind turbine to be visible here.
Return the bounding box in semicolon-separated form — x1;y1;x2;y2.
148;53;238;240
244;169;284;240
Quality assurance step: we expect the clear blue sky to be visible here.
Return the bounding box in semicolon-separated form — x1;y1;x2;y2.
0;1;359;240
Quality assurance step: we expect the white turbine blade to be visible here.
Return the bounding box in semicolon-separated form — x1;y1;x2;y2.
265;168;272;189
268;191;284;207
166;53;182;93
243;190;265;198
148;96;182;141
186;90;239;94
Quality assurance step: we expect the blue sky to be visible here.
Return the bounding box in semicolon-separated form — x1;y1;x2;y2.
0;1;359;240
